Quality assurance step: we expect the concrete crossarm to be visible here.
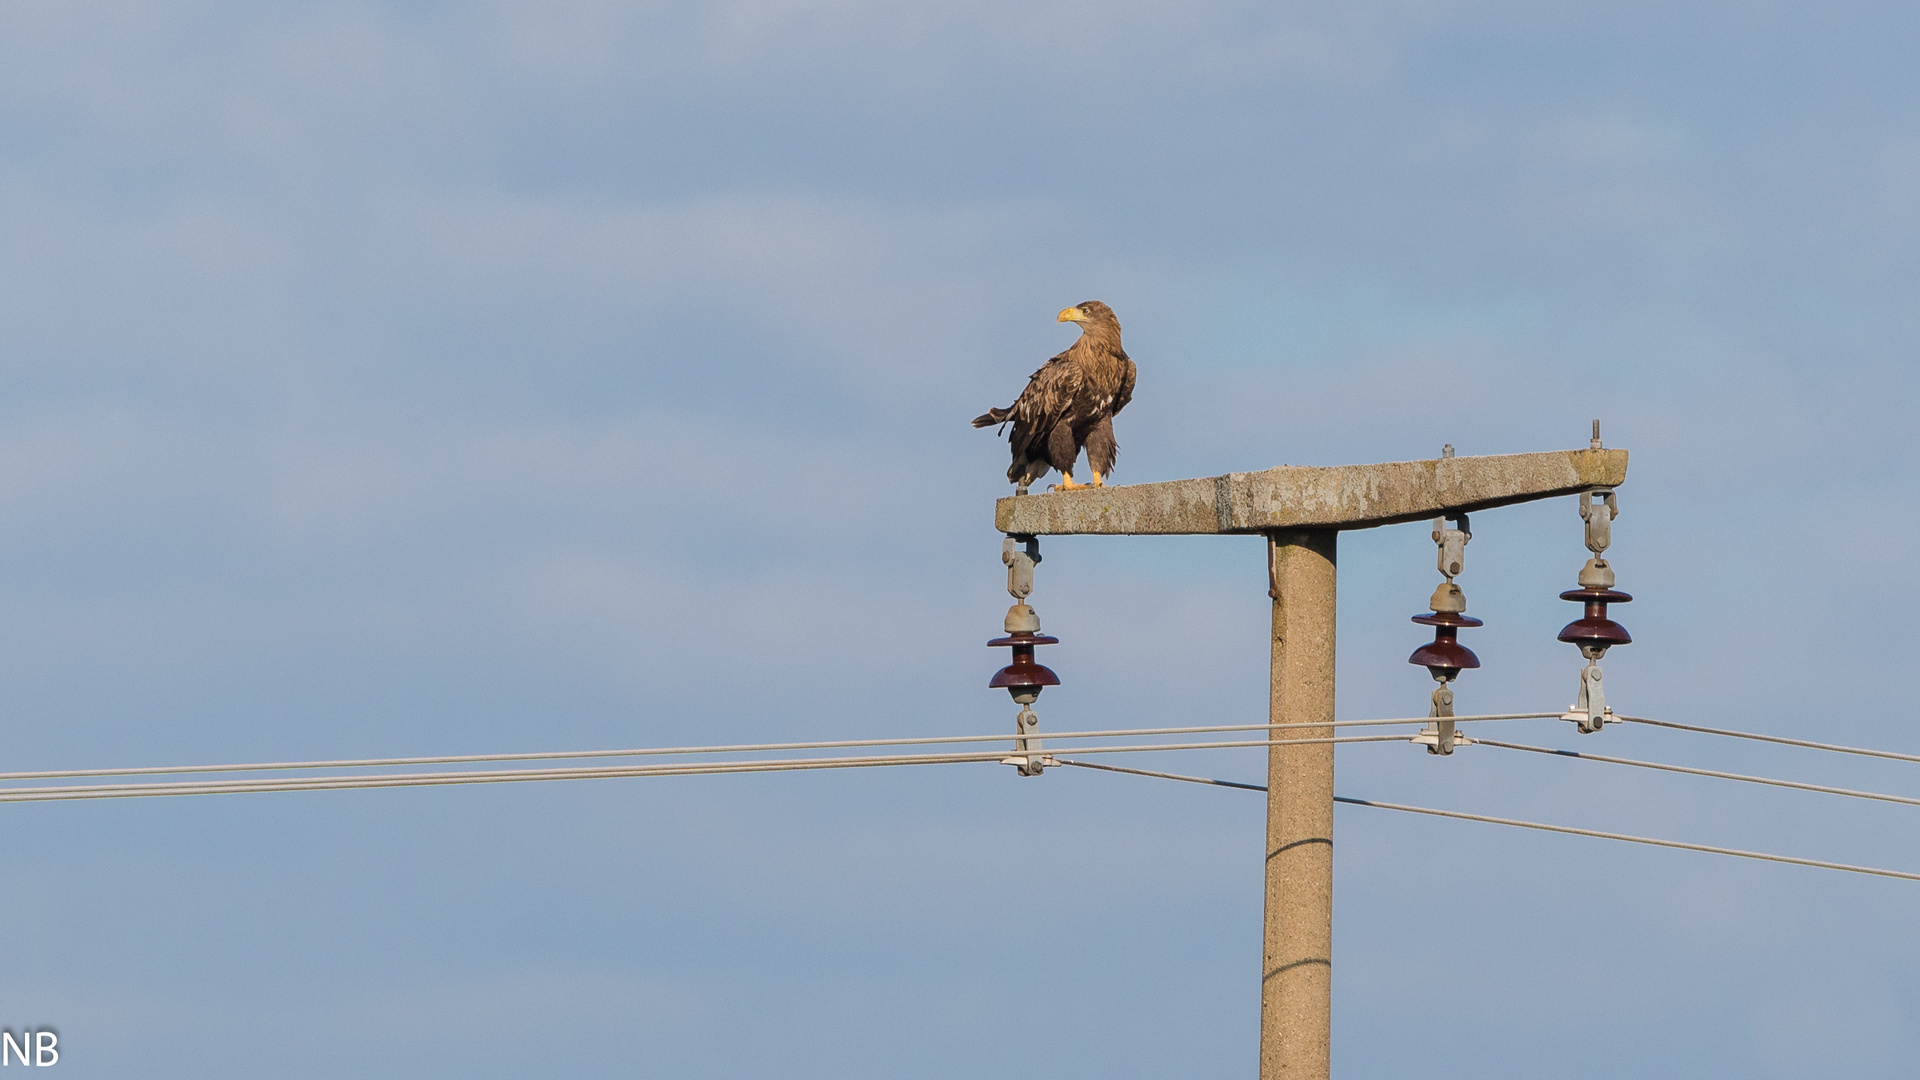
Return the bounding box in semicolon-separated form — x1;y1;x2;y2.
994;448;1628;536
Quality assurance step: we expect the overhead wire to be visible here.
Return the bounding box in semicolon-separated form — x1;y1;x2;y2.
0;736;1414;803
1054;758;1920;883
1332;797;1920;883
1475;738;1920;809
0;714;1554;783
20;705;1920;843
1616;715;1920;765
13;706;1920;881
1055;759;1266;791
0;751;1006;802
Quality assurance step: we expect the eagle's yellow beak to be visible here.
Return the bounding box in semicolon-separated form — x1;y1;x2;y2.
1057;307;1085;323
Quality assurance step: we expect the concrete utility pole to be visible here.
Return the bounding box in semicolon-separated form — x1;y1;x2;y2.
995;446;1629;1080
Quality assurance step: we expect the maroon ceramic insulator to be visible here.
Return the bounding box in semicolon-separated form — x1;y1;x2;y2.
988;631;1061;700
1557;587;1633;653
1409;611;1482;681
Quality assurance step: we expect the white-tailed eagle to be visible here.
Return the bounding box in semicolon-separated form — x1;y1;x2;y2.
973;301;1137;493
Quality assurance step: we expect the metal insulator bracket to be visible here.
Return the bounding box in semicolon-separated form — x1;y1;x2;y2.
1003;535;1040;601
1002;704;1051;776
1562;661;1612;733
1412;726;1473;754
1432;512;1471;580
1579;489;1618;556
1420;679;1461;755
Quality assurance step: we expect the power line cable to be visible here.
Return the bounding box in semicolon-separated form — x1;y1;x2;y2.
1053;760;1920;883
1333;797;1920;882
0;736;1413;803
1616;715;1920;765
21;717;1920;883
0;715;1553;783
1475;738;1920;810
1054;759;1266;791
0;752;1004;802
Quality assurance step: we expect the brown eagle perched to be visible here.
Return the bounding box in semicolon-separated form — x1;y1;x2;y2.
973;301;1137;493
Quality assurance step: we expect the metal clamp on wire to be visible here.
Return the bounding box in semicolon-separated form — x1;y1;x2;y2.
1410;719;1475;754
1004;704;1057;776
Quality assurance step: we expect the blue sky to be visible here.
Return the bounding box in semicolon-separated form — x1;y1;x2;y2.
2;2;1918;1076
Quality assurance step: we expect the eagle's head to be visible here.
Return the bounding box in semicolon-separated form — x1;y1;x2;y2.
1057;300;1118;331
1059;297;1121;322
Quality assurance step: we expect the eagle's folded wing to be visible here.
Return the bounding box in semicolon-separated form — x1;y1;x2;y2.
1111;357;1136;416
1007;352;1082;463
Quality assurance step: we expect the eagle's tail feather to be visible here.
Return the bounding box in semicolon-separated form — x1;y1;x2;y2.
971;406;1013;429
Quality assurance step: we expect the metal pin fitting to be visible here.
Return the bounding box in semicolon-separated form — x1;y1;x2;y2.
1433;512;1471;580
1563;660;1612;734
1001;705;1051;776
1578;489;1618;556
1002;535;1041;601
1414;679;1468;756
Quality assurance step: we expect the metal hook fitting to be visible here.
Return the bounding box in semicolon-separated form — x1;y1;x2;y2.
1432;511;1471;582
1002;534;1040;601
1001;705;1054;776
1578;489;1618;557
1412;678;1473;755
1565;660;1610;733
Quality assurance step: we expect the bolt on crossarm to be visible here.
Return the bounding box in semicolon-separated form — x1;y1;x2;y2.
993;434;1629;1080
